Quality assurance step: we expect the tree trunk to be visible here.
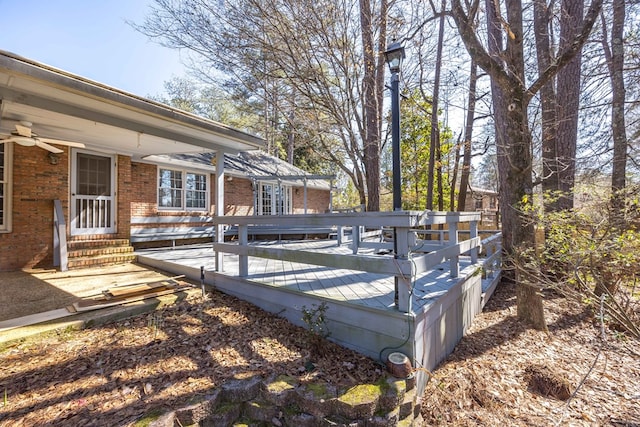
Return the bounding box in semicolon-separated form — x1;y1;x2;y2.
457;60;478;211
450;0;602;330
486;0;547;330
426;0;446;211
555;0;584;211
534;0;560;211
360;0;380;212
604;0;627;228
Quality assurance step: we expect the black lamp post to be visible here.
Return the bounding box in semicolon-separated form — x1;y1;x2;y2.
385;39;406;309
384;40;405;212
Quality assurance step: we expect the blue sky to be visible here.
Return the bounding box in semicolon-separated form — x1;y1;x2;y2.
1;0;186;98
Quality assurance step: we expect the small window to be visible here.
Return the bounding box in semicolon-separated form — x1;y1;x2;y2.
186;172;207;209
158;168;208;211
474;197;483;210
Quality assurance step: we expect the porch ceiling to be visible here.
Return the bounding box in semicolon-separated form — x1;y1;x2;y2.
0;51;264;158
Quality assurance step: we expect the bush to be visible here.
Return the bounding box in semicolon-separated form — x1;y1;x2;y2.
517;187;640;339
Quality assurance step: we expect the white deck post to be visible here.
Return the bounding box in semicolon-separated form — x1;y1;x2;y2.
352;225;361;254
215;152;225;271
470;220;478;263
395;226;411;313
449;220;459;278
239;224;248;276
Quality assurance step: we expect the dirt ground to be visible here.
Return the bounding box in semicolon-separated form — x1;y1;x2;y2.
1;275;638;426
0;289;383;426
420;282;640;426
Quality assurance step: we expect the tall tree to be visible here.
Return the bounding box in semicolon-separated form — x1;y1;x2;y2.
425;0;447;211
136;0;391;211
450;0;603;329
601;0;628;227
456;60;478;211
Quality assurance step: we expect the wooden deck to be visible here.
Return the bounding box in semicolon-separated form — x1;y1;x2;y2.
136;210;502;396
137;240;484;313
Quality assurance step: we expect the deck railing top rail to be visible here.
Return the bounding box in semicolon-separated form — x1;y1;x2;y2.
210;210;481;228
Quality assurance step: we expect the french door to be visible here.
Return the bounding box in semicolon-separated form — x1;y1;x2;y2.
71;151;116;235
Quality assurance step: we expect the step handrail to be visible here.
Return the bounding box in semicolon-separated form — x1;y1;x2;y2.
53;199;68;271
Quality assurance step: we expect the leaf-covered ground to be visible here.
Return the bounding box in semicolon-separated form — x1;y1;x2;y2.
2;280;638;426
0;290;383;426
421;282;640;426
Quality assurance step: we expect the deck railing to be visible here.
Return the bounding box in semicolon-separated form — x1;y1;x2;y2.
480;232;502;279
53;199;68;272
211;210;483;313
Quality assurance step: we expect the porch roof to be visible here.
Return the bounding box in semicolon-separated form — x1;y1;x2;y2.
0;50;264;158
144;151;333;190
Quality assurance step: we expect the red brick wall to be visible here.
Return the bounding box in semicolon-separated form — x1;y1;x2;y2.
130;162;158;217
224;177;254;215
292;187;330;214
116;155;131;239
0;146;69;271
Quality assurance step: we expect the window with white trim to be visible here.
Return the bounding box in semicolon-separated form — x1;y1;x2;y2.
158;168;208;211
258;181;292;215
0;143;10;232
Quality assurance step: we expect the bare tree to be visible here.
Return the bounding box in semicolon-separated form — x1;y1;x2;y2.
456;60;478;211
601;0;628;227
135;0;392;211
450;0;603;329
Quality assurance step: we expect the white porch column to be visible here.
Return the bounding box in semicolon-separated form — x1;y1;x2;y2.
215;152;225;271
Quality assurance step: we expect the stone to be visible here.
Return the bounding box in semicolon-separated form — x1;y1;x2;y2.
333;384;382;419
398;389;415;420
378;377;406;412
175;390;220;425
221;374;263;403
284;412;321;427
367;407;400;427
262;374;298;406
243;399;278;422
296;382;338;418
204;402;241;426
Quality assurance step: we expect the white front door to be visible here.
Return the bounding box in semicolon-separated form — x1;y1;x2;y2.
71;151;116;235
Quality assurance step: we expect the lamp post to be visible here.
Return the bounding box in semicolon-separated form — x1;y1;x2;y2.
385;39;406;309
384;40;405;212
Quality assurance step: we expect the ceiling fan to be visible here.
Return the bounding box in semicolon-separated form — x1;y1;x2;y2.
0;121;85;153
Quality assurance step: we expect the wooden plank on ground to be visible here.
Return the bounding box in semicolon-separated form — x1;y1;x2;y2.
0;308;73;332
102;277;185;299
73;284;190;312
104;281;171;298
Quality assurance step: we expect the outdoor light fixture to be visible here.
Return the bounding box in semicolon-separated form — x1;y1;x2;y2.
384;40;405;74
48;152;60;165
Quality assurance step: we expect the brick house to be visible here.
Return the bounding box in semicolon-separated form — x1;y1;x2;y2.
462;187;499;228
0;51;331;272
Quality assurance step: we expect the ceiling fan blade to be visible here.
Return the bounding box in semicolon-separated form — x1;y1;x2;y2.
14;124;32;137
34;140;64;154
37;138;85;148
